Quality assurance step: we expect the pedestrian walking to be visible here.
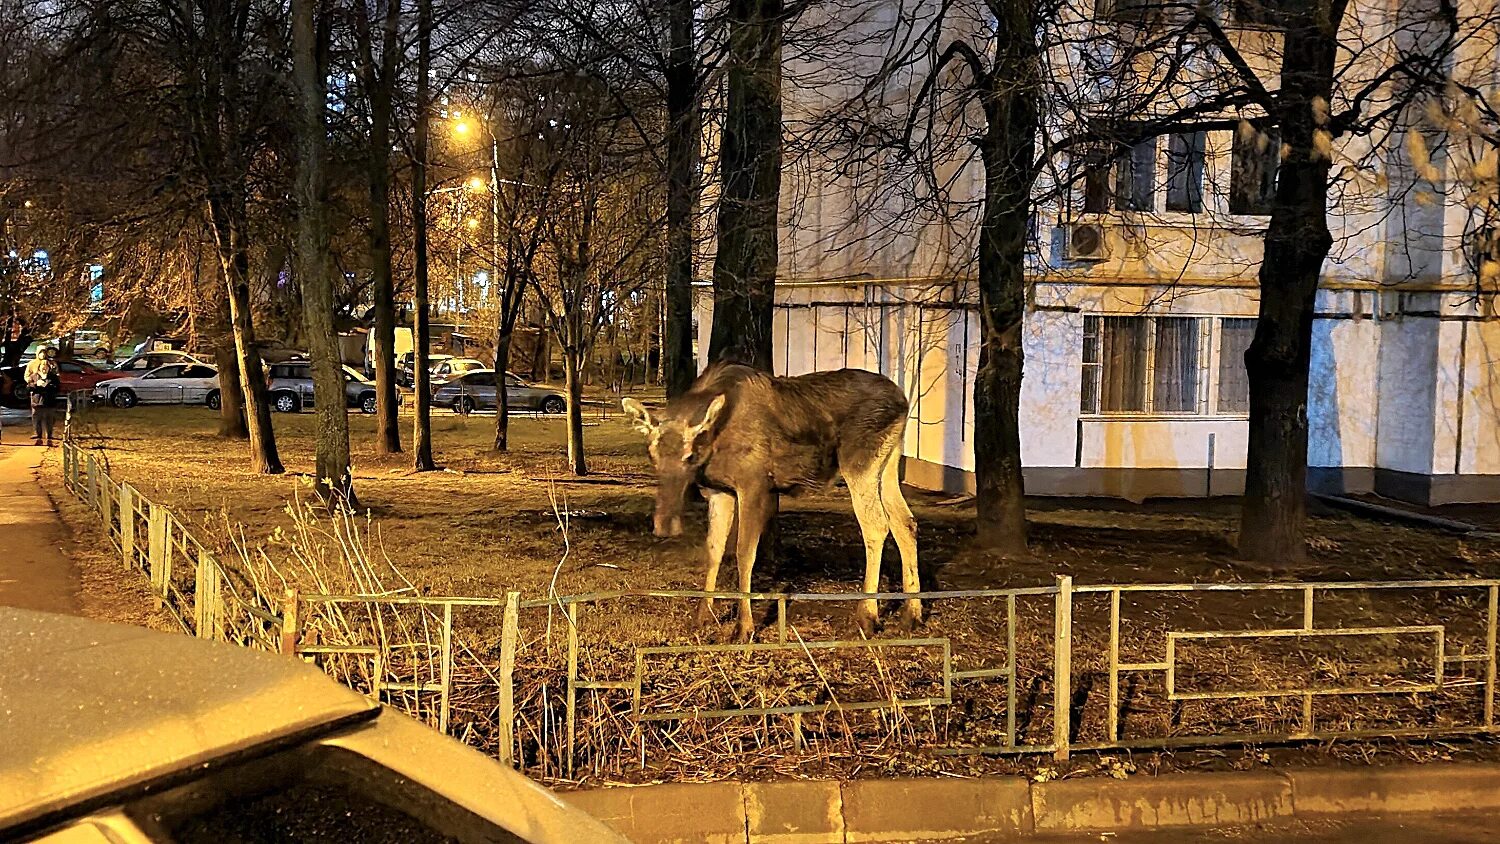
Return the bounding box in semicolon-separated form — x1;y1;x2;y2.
24;347;61;447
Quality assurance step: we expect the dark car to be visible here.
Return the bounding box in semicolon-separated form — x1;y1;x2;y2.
0;608;626;843
267;361;379;414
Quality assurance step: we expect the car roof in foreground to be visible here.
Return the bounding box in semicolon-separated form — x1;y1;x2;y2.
0;609;376;830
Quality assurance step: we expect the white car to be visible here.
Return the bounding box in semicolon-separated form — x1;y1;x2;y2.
92;363;221;409
105;350;209;377
431;357;489;385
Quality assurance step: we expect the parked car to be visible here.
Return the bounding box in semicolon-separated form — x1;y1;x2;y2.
431;357;488;385
433;370;566;415
398;352;453;387
55;359;119;394
267;361;379;414
0;358;110;406
0;608;625;843
0;365;23;409
102;350;208;379
91;363;220;409
53;330;113;359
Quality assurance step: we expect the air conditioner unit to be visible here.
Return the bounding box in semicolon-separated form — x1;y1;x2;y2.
1065;222;1111;262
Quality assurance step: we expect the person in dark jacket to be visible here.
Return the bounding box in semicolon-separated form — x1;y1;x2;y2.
24;347;61;446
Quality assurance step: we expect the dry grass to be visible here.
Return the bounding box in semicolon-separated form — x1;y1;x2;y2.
36;453;178;632
56;402;1500;784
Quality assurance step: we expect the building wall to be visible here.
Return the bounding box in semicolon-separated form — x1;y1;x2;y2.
695;280;1500;503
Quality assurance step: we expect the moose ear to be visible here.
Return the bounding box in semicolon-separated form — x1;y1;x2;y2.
621;397;657;436
693;394;727;433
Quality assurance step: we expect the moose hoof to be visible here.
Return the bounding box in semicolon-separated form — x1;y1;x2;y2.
896;604;924;633
732;622;755;644
854;607;878;638
696;604;719;629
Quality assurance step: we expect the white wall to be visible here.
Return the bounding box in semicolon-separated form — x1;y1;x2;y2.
1376;318;1441;475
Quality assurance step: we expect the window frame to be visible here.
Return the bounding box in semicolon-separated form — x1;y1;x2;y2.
1081;315;1253;419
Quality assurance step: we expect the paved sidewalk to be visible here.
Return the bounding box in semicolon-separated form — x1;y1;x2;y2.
1029;812;1500;842
0;430;80;614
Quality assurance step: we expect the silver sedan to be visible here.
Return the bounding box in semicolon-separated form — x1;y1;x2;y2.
432;370;566;415
91;363;220;408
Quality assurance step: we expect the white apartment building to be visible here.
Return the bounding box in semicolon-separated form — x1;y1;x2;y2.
695;0;1500;505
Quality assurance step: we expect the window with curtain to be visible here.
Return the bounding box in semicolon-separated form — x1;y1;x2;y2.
1152;317;1201;412
1166;131;1206;212
1082;316;1219;415
1217;318;1256;413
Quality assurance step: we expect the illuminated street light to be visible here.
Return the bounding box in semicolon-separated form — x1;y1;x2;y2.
467;176;486;192
465;218;479;230
23;200;34;208
453;119;471;136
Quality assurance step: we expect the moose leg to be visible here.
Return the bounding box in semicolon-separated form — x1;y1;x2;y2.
845;467;891;637
879;438;922;629
732;488;774;643
698;490;736;627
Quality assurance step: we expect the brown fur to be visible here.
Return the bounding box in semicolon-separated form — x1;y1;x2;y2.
624;364;922;640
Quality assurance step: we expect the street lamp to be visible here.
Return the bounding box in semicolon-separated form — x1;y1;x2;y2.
450;113;500;321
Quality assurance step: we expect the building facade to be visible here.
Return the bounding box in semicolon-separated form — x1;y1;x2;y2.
695;0;1500;505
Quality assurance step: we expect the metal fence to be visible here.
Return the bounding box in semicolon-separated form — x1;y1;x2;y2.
61;441;287;651
57;440;1500;781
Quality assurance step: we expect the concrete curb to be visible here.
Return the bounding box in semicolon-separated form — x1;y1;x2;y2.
566;763;1500;843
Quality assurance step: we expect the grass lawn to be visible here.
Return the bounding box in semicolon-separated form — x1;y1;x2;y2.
62;401;1496;601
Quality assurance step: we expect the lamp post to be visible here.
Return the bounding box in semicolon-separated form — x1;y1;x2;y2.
453;117;500;324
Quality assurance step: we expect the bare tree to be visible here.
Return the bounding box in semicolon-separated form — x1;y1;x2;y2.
353;0;404;454
410;0;437;471
293;0;355;502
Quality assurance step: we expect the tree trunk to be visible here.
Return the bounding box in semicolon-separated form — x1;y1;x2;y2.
532;326;550;381
707;0;781;372
1239;7;1341;566
564;347;587;475
293;0;354;504
355;0;402;455
210;199;283;475
970;0;1038;555
664;0;700;396
212;318;248;440
410;0;436;472
493;327;512;450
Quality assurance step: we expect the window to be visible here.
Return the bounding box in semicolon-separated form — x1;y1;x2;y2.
1082;147;1114;214
1082;316;1251;416
1166;131;1206;212
1098;0;1163;24
182;365;216;378
1230;125;1279;215
60;362;83;374
1115;137;1157;211
1082;316;1149;413
1217;318;1255;413
465;372;496;387
146;366;184;380
504;374;524;387
1152;317;1200;412
1231;0;1297;26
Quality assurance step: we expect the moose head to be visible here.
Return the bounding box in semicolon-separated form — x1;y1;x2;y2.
622;393;727;538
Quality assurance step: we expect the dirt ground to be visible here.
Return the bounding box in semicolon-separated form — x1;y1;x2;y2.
55;402;1500;783
61;403;1500;599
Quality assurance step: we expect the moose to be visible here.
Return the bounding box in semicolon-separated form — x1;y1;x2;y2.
623;363;920;641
